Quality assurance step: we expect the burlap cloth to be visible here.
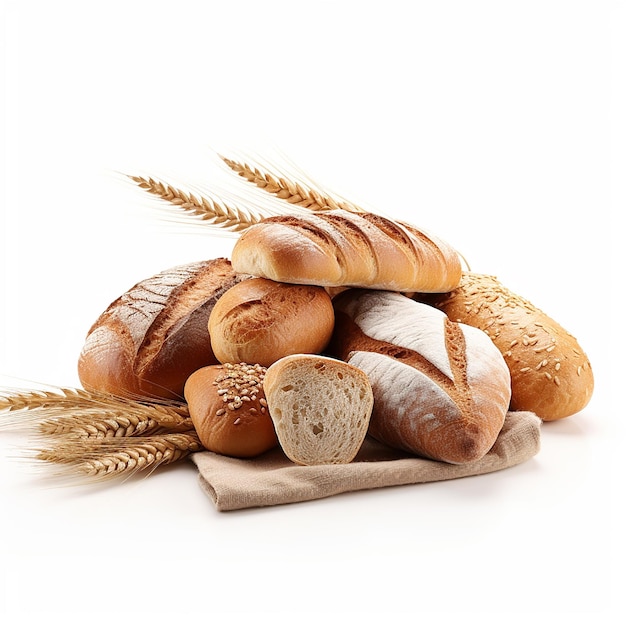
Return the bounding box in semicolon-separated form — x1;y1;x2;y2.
192;411;541;511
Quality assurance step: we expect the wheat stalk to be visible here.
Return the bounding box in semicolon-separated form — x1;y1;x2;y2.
127;174;264;232
1;386;202;482
1;387;193;435
36;432;203;482
37;413;164;439
221;156;365;214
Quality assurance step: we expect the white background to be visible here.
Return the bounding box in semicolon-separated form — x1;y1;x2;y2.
1;1;623;623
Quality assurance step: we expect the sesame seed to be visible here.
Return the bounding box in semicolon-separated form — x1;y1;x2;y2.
216;408;226;416
554;376;561;386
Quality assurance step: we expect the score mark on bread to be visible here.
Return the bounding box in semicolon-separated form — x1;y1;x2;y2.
329;290;512;464
230;209;463;293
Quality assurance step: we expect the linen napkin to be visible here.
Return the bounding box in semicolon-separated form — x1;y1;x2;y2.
192;411;541;511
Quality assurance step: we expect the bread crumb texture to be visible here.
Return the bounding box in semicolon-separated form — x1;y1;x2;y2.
264;355;373;465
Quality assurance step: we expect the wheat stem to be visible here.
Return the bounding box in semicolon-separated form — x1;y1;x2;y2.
221;156;365;214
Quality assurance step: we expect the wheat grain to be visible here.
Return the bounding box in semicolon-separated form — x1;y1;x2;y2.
221;156;365;213
37;413;163;439
1;387;194;435
2;385;202;481
36;432;204;481
128;174;263;232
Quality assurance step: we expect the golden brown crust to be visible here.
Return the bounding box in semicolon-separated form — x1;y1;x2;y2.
184;363;278;458
208;278;335;367
78;258;247;400
418;273;594;420
230;209;462;293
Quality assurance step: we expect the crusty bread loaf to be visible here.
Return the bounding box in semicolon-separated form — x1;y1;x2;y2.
263;354;374;465
78;258;248;401
416;273;594;420
230;209;462;293
328;289;511;464
184;363;278;458
208;278;335;367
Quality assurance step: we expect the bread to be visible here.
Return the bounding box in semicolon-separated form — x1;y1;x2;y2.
415;272;594;420
263;354;374;465
184;363;278;458
230;209;462;293
78;258;248;401
208;278;335;367
328;289;511;464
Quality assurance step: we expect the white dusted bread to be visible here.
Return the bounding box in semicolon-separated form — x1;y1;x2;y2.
230;209;462;293
329;289;511;464
263;355;374;465
417;273;594;420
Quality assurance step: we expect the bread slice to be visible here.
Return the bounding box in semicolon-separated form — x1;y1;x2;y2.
263;354;374;465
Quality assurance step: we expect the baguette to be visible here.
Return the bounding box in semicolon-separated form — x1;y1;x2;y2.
78;258;248;401
263;354;374;465
230;209;462;293
415;273;594;420
328;289;511;464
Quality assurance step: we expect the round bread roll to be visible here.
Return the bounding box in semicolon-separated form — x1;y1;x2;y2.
263;354;374;465
417;273;594;421
78;258;248;401
184;363;278;458
208;278;335;367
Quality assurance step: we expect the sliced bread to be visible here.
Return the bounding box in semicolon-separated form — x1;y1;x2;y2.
263;354;374;465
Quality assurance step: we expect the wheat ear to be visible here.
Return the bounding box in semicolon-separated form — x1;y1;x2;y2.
127;174;264;232
1;387;193;436
35;432;203;482
2;386;203;482
221;156;365;214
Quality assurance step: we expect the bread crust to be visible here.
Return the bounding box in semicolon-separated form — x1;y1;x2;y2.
417;273;594;420
77;258;247;400
329;289;511;464
230;209;462;293
184;363;278;458
208;278;335;367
